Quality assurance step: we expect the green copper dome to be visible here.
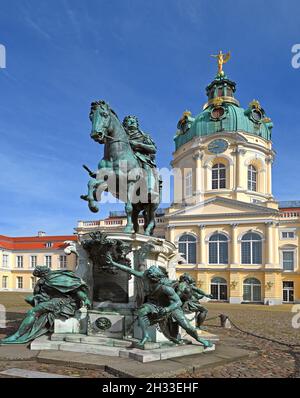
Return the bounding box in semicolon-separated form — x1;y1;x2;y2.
175;73;273;150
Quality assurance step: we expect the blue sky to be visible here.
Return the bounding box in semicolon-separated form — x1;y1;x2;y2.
0;0;300;236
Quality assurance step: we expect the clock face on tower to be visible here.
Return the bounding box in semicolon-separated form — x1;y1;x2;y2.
208;139;228;154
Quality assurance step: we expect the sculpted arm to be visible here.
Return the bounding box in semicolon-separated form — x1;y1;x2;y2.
131;141;156;154
106;254;143;278
192;286;213;299
162;286;182;313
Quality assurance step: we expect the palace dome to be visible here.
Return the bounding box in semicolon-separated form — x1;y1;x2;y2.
175;73;273;150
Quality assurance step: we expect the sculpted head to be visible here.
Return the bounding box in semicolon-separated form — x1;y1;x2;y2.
179;272;196;285
33;266;51;278
144;266;166;282
123;115;139;132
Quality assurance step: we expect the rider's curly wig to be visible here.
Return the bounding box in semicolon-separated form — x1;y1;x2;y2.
122;115;139;129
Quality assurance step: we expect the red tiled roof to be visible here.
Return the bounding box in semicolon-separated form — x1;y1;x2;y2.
279;208;300;212
0;235;77;251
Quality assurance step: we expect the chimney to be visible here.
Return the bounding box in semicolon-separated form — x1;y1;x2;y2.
38;231;46;237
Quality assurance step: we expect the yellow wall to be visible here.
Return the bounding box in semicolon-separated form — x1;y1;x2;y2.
0;250;77;291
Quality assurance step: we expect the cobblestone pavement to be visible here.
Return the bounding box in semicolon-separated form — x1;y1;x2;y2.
0;294;299;378
178;302;300;378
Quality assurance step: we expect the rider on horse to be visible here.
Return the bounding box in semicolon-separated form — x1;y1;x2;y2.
122;115;159;200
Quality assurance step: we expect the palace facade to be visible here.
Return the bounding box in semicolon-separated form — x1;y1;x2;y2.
77;67;300;305
0;232;77;292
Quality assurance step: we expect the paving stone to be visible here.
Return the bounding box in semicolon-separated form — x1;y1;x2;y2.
37;350;124;370
0;367;73;378
0;344;39;360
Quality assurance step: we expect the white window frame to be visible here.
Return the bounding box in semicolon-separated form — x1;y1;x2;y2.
2;276;8;289
31;277;36;290
248;165;257;192
280;248;296;272
208;233;229;265
212;163;226;190
2;254;9;268
184;171;193;198
59;255;67;269
16;255;24;269
44;255;52;268
280;229;296;240
177;234;197;264
30;255;37;269
16;276;23;289
45;242;53;248
241;233;263;265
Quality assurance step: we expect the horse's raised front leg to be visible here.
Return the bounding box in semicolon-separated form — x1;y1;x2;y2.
80;177;105;213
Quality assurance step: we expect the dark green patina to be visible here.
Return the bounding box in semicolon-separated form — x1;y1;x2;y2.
0;267;91;344
175;72;273;150
81;101;162;236
106;254;212;349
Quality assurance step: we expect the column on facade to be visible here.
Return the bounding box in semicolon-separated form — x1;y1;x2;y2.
198;224;206;266
265;156;273;196
166;225;175;243
235;147;246;190
193;151;203;199
265;221;274;266
273;222;280;267
230;223;239;266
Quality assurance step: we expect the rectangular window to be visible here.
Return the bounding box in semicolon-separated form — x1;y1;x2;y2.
209;243;218;264
45;255;52;268
178;242;187;260
184;172;193;198
16;256;23;268
45;242;53;248
59;255;67;269
16;277;23;289
282;251;294;271
281;231;295;239
241;242;251;264
30;256;37;268
2;254;9;268
31;277;36;290
2;276;8;289
252;241;262;264
219;242;228;264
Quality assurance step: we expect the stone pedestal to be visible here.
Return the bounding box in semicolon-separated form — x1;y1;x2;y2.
54;308;88;334
65;232;182;340
32;232;221;362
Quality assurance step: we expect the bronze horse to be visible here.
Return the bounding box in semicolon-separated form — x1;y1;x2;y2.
81;100;161;236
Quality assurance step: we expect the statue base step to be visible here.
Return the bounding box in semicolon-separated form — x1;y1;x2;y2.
31;332;217;363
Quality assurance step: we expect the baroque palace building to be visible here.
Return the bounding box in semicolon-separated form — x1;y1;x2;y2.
0;232;77;292
77;62;300;305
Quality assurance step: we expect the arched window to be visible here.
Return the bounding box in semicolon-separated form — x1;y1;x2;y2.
248;165;257;191
209;233;228;264
210;277;228;301
212;163;226;189
243;278;262;302
178;234;196;264
241;232;262;264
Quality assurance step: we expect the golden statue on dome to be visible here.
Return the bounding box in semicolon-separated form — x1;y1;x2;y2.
211;50;231;75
